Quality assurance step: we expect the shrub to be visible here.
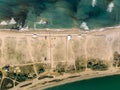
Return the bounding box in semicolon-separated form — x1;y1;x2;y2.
66;65;76;73
113;51;120;67
55;62;65;74
87;59;109;71
75;57;86;71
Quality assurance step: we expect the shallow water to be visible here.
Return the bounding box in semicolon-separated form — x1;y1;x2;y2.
46;75;120;90
0;0;120;29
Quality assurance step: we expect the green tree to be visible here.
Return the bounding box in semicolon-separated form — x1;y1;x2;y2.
87;59;109;71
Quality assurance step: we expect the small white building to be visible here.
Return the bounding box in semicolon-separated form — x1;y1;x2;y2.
32;34;38;38
0;21;8;25
80;22;89;30
36;19;47;25
67;35;72;41
20;26;29;31
92;0;97;7
40;19;47;25
107;2;114;13
9;18;16;25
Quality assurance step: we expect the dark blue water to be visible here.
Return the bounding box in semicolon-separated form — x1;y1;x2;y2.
46;75;120;90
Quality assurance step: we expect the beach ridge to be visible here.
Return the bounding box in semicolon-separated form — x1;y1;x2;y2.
26;68;120;90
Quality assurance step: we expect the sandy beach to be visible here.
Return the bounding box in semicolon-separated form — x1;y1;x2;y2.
23;68;120;90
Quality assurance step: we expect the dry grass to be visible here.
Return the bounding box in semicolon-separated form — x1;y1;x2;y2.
53;41;66;62
19;65;35;74
4;37;17;64
31;38;47;62
0;29;119;67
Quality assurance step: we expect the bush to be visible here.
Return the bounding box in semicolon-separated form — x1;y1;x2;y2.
87;59;108;71
1;78;14;90
0;71;3;79
6;72;32;82
35;63;45;74
75;57;86;71
113;51;120;67
114;51;120;60
66;65;76;73
55;62;65;74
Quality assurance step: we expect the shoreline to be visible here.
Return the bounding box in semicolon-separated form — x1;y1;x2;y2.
28;68;120;90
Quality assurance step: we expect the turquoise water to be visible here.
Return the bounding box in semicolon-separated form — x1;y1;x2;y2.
0;0;120;29
46;75;120;90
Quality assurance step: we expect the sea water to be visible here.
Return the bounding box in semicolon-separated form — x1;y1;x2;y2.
46;75;120;90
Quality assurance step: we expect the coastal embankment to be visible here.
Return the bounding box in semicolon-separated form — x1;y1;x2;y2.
27;68;120;90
